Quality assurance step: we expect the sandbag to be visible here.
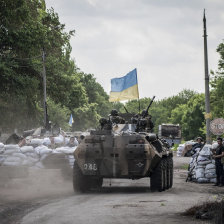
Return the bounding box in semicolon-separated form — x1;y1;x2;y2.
30;138;44;146
35;145;52;156
4;156;22;163
12;152;27;160
0;155;5;164
54;134;64;144
205;172;217;179
205;163;216;171
3;149;21;155
211;143;218;150
197;177;209;183
199;145;212;157
197;155;210;162
197;160;211;165
43;138;51;146
2;161;22;166
55;146;76;154
25;152;39;159
205;168;216;174
210;178;217;183
20;146;34;153
4;144;20;150
196;168;205;179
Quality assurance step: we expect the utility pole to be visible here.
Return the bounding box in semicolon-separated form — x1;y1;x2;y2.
42;49;48;129
203;9;211;144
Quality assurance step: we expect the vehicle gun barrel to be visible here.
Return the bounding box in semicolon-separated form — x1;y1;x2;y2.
143;96;156;118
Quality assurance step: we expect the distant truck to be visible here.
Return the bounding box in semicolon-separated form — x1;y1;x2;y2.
158;124;181;146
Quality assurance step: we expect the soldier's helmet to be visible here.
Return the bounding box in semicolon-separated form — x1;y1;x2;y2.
111;109;118;116
141;109;148;116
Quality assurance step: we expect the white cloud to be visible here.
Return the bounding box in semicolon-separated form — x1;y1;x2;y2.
45;0;224;99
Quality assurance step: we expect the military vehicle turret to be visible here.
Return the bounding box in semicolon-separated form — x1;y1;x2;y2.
73;97;173;192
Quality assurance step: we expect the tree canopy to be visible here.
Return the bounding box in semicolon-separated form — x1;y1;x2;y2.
1;0;224;141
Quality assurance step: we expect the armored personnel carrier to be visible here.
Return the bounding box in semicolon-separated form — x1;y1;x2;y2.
73;97;173;192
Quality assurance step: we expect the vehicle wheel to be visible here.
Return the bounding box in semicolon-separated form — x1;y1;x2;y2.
91;178;103;189
162;158;168;190
166;157;171;189
150;159;164;192
73;161;90;193
169;156;173;188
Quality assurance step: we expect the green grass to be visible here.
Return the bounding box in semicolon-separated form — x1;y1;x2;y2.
180;164;189;170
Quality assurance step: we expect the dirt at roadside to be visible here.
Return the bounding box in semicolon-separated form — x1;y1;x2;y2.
0;168;74;224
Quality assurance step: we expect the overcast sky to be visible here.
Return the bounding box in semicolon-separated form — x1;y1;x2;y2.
45;0;224;99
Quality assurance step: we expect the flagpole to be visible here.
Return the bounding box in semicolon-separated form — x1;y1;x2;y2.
135;68;141;113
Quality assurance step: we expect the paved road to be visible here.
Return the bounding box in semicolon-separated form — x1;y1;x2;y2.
20;157;218;224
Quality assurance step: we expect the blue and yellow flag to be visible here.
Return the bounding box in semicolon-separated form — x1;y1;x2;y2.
109;68;139;102
68;114;74;126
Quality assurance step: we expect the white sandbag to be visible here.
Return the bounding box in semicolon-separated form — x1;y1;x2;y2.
205;172;217;179
0;155;5;164
20;146;34;153
197;177;209;183
0;147;4;154
196;168;205;179
4;144;20;150
199;145;212;157
205;168;216;174
3;149;21;155
65;138;70;145
4;156;22;163
177;145;184;152
210;178;217;183
43;138;51;146
55;146;76;154
2;161;22;166
211;143;218;150
195;164;206;169
12;152;27;160
197;160;211;165
197;155;210;162
35;145;52;156
205;163;216;171
25;152;39;159
30;138;44;146
54;134;64;144
0;143;4;149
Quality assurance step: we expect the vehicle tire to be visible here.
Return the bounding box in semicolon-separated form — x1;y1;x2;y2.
166;157;171;189
150;159;164;192
91;178;103;189
162;158;168;190
169;156;173;188
73;161;91;193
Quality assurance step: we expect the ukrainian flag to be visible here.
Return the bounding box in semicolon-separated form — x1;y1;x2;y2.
68;114;74;126
109;68;139;102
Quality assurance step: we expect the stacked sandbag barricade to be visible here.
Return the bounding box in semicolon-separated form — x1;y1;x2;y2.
177;144;184;157
0;134;78;172
188;144;217;183
177;141;196;157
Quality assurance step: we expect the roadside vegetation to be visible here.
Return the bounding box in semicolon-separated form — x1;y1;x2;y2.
1;0;224;141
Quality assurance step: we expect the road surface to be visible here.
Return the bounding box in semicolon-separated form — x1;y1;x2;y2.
0;156;223;224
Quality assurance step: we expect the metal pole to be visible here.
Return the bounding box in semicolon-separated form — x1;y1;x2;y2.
203;9;211;144
42;50;47;128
